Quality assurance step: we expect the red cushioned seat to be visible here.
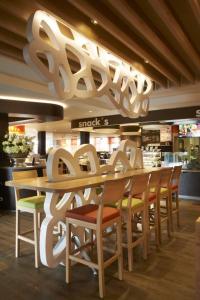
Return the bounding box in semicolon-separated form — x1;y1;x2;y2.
133;192;156;202
66;204;120;224
171;184;178;190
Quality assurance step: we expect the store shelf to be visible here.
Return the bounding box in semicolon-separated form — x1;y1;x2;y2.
143;150;161;167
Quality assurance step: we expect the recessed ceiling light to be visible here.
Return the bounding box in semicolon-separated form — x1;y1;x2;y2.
91;19;98;25
89;110;93;113
144;59;149;64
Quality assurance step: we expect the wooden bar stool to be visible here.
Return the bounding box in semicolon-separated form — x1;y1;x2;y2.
121;173;150;272
13;170;45;268
158;168;173;244
169;165;182;231
147;170;161;248
65;178;127;298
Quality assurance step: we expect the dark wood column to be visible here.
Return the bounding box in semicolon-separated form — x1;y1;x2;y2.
0;113;9;166
80;131;90;144
38;131;46;156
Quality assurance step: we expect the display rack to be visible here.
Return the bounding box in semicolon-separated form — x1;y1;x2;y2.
143;149;161;167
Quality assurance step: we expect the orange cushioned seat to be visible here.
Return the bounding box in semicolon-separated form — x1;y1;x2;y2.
66;204;120;224
134;192;156;202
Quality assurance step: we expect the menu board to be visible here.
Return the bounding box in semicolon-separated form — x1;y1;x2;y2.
160;126;172;142
179;123;200;137
141;129;160;144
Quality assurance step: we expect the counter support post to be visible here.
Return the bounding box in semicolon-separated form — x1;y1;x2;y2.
0;113;9;166
38;131;46;156
80;131;90;144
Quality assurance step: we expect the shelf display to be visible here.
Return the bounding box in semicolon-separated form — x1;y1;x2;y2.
143;148;161;167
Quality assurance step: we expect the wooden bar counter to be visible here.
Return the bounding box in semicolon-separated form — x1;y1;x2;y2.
5;167;162;269
6;167;162;193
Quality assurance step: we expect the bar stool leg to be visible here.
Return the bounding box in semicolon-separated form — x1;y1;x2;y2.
15;208;20;258
166;194;171;238
146;205;150;254
169;193;174;232
90;229;94;257
66;221;71;284
127;211;133;272
97;228;105;298
154;202;160;248
176;192;180;228
38;212;41;229
142;210;147;260
157;198;162;245
116;220;123;280
33;211;39;268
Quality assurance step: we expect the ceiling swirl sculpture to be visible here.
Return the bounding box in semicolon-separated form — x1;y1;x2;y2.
23;10;153;118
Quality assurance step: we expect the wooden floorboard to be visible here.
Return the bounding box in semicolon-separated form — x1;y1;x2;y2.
0;200;199;300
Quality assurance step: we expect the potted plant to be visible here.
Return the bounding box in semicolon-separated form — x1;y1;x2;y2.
2;133;34;166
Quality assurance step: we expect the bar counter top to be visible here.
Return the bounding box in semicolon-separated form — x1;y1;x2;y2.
182;169;200;173
0;164;46;171
5;167;162;193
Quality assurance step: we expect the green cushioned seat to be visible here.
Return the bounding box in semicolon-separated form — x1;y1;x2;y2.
96;186;103;195
160;187;168;195
122;197;144;209
17;195;45;209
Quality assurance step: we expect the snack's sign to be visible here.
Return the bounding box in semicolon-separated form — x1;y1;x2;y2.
196;109;200;118
71;106;200;129
78;117;109;128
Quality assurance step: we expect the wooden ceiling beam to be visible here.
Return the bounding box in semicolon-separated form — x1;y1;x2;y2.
0;41;24;62
0;0;167;87
68;0;179;84
148;0;200;71
36;0;167;87
0;27;26;50
106;0;194;82
188;0;200;27
0;8;25;38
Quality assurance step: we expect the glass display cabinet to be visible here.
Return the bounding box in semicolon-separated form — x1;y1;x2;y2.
162;149;200;170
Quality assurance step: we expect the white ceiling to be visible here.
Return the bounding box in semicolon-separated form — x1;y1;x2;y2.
0;54;200;133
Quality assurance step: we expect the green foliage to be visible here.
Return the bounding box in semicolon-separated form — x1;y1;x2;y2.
2;133;34;154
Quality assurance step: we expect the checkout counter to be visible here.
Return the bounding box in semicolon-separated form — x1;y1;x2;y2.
163;150;200;200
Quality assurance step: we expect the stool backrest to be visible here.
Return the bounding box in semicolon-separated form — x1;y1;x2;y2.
160;168;173;188
127;173;150;208
171;165;182;187
148;170;161;194
96;177;127;225
12;170;39;201
102;177;127;207
129;173;150;197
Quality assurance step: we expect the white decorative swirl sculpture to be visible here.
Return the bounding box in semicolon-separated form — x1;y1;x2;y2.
40;141;143;268
23;10;153;118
